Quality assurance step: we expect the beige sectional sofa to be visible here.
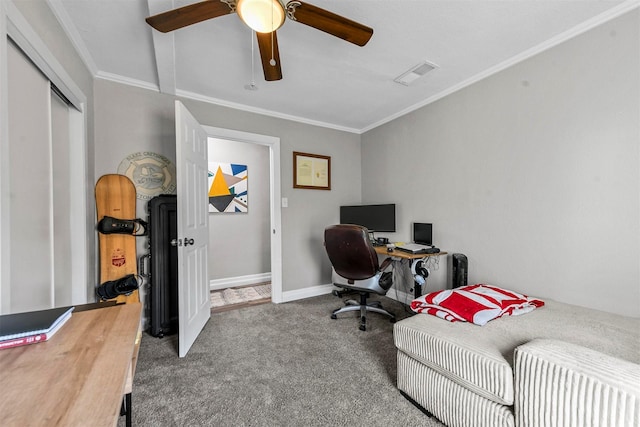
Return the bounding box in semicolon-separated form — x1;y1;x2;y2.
393;299;640;427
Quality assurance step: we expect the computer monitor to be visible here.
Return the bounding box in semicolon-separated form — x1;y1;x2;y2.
413;222;432;245
339;204;396;232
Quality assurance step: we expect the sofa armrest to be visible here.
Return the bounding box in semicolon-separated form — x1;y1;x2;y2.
515;338;640;427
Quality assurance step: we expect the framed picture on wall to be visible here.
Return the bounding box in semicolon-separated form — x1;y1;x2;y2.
293;152;331;190
208;162;248;213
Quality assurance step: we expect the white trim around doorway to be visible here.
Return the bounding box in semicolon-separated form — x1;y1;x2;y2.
202;126;283;304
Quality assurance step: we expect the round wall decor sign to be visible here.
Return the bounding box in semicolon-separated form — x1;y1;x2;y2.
117;152;176;201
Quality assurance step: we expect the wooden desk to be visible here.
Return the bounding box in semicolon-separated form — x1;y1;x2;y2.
374;245;447;260
0;303;141;427
374;246;448;298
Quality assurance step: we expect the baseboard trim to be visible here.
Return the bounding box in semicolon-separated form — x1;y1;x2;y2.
281;283;334;303
210;278;394;303
209;273;271;291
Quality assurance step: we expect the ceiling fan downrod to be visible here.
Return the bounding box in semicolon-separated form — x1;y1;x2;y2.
270;1;277;66
245;30;259;90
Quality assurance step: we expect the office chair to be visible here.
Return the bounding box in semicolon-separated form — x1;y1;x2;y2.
324;224;396;331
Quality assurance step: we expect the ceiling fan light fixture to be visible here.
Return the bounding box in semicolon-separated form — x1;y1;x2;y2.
237;0;285;33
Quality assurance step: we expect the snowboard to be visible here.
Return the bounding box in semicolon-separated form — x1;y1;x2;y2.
95;174;139;304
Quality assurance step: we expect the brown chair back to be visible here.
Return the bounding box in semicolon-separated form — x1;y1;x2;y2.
324;224;380;281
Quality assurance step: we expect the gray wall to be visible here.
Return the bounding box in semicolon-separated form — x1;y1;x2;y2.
12;1;637;317
361;10;640;316
93;79;362;293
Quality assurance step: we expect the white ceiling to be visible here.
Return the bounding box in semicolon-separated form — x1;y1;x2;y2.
49;0;634;133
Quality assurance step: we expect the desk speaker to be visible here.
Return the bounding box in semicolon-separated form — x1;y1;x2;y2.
451;253;468;289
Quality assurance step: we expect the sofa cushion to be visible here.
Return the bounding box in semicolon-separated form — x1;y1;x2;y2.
514;339;640;427
398;350;516;427
394;299;640;406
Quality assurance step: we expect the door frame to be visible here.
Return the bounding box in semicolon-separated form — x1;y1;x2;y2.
202;126;283;303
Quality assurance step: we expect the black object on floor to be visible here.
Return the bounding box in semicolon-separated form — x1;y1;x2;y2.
147;195;179;338
451;253;468;289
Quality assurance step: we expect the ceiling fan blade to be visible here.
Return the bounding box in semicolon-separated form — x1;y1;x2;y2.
256;32;283;81
146;0;233;33
287;1;373;47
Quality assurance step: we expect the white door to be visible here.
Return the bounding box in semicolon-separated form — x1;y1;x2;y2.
175;101;210;357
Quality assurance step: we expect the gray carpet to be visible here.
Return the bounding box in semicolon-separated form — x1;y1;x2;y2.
125;294;444;426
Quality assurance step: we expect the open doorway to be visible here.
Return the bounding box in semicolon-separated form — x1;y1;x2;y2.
207;137;270;310
203;127;283;305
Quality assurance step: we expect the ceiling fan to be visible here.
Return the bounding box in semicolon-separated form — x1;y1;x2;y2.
145;0;373;81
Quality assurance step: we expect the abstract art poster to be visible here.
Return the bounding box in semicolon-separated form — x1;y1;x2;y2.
208;163;248;213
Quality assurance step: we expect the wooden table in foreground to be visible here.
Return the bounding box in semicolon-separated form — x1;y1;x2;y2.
0;303;141;427
374;246;448;298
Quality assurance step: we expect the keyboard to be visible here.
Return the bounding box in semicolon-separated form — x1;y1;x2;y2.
396;243;431;253
396;246;440;255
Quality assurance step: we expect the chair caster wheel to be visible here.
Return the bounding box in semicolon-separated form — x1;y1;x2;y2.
359;316;366;331
332;290;340;297
331;314;337;320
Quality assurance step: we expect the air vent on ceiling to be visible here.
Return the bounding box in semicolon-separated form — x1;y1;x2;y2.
394;61;438;86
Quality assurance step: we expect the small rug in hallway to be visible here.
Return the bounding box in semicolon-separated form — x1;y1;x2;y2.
210;283;271;312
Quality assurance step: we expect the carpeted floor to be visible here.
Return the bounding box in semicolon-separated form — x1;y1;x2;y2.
123;293;444;426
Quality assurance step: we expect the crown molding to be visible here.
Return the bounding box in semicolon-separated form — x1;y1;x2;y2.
95;71;160;92
45;0;640;135
175;88;361;134
92;71;361;133
361;0;640;133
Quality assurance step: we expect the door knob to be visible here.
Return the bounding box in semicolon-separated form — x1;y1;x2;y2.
171;239;181;247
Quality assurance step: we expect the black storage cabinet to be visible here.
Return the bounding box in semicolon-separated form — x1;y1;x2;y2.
148;195;178;337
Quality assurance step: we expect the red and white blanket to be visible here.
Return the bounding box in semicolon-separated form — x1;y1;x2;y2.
410;284;545;326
